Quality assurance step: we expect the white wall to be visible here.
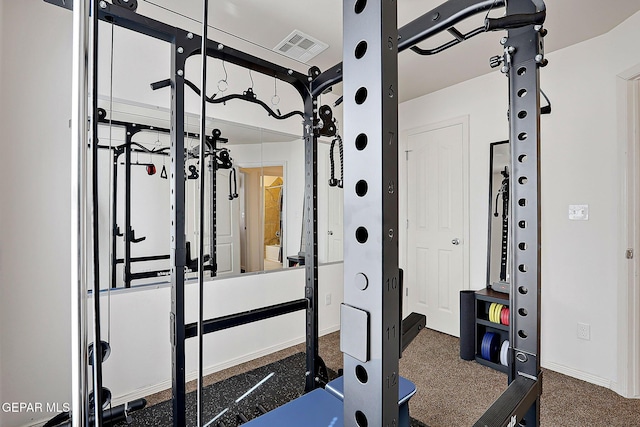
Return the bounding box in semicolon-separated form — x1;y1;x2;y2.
0;3;74;427
0;0;5;413
399;11;640;390
99;263;343;409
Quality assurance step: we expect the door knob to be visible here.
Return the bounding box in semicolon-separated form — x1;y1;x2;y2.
328;231;334;235
451;238;460;245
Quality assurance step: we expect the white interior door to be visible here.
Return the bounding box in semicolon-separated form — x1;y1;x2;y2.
406;120;467;337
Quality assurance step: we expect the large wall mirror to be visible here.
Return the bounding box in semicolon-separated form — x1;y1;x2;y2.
486;141;510;293
96;99;344;289
93;16;344;289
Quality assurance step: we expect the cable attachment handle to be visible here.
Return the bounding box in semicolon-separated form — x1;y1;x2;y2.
228;167;239;200
328;135;344;188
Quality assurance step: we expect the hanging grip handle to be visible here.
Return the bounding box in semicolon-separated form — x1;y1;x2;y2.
485;10;545;31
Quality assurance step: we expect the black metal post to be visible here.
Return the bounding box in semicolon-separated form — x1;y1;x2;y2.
499;169;510;282
124;133;132;288
111;149;119;289
505;1;545;425
197;2;209;423
209;150;218;277
90;0;104;422
170;27;198;427
303;90;319;393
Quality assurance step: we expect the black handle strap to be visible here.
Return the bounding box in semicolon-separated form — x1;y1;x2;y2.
485;10;545;31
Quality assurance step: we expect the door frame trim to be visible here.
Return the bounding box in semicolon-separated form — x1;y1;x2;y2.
615;65;640;398
400;115;470;319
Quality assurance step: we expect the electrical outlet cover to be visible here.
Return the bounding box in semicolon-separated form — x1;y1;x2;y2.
569;204;589;221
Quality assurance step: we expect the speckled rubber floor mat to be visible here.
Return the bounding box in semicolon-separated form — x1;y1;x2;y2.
116;353;427;426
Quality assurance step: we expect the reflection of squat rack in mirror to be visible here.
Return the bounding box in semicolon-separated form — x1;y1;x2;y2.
487;141;511;294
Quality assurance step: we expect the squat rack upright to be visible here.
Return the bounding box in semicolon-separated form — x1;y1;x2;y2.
66;0;547;426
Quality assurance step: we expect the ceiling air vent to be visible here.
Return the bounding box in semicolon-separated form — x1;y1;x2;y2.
273;30;329;63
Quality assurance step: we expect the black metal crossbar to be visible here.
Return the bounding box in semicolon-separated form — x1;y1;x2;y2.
401;313;427;353
184;299;309;338
474;374;542;427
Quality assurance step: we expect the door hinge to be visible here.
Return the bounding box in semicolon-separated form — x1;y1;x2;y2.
406;219;409;229
626;248;634;259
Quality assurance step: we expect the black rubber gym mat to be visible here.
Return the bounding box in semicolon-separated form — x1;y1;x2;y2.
114;353;428;426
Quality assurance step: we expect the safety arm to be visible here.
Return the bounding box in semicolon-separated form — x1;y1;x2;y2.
474;375;542;427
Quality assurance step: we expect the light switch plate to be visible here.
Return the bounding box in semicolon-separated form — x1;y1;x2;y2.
569;204;589;221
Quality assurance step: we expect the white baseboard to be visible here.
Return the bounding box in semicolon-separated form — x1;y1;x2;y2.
110;325;340;407
543;361;612;390
610;380;640;399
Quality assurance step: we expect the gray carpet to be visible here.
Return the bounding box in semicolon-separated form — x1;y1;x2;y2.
397;328;640;427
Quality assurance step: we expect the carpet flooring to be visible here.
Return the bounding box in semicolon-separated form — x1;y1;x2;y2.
397;328;640;426
138;328;640;426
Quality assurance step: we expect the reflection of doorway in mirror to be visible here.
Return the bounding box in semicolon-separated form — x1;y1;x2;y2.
239;170;248;273
327;178;344;262
238;165;285;273
239;167;263;273
263;168;284;271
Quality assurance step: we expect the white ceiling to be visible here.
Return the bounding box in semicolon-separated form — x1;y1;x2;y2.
139;0;640;102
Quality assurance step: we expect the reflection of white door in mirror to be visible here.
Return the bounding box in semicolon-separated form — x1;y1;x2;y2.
239;170;248;273
185;166;241;277
213;169;241;276
327;181;344;262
